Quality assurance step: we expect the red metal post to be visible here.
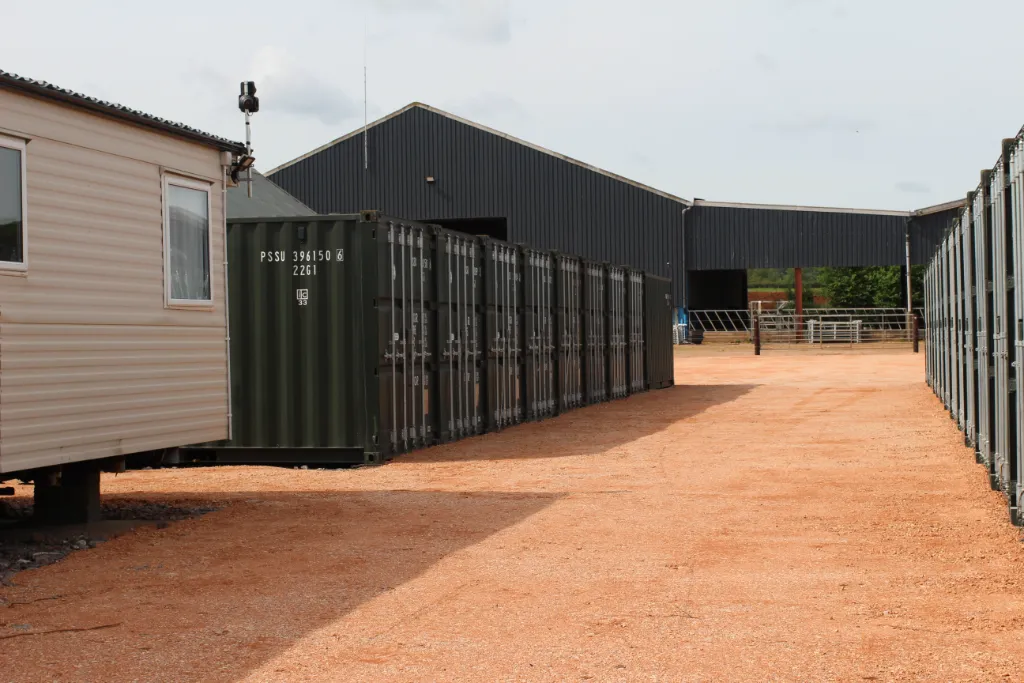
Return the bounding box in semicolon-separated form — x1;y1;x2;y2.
753;312;761;356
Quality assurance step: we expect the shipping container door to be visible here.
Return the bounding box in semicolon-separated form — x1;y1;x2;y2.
644;273;674;391
958;220;969;430
626;269;646;394
962;205;977;447
522;248;556;420
927;263;934;388
933;258;937;393
435;229;484;442
1012;136;1024;516
483;239;523;430
607;266;628;399
947;234;956;415
946;235;954;412
554;253;583;412
379;222;435;458
976;185;996;477
932;260;938;391
953;223;964;428
991;163;1013;493
583;262;609;403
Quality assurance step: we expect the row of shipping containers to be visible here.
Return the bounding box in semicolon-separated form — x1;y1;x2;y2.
925;134;1024;524
181;212;675;466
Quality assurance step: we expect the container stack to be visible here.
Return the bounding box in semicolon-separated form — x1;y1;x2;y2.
924;126;1024;524
186;212;675;466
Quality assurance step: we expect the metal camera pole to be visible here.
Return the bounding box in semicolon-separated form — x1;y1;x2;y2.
238;81;259;197
245;110;253;198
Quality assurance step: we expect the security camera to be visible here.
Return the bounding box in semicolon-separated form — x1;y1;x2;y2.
239;81;259;114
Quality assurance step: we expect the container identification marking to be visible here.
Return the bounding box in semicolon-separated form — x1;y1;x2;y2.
259;249;343;263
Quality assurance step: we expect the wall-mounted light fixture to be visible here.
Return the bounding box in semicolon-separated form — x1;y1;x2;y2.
426;176;436;184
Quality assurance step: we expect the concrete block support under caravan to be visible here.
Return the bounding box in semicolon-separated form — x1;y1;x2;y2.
0;72;245;522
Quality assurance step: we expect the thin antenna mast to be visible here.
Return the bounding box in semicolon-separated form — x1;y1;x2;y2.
363;7;368;171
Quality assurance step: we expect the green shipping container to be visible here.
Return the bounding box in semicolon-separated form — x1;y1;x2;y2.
180;212;676;467
190;212;434;465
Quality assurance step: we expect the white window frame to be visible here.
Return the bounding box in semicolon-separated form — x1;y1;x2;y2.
0;134;29;273
163;173;214;309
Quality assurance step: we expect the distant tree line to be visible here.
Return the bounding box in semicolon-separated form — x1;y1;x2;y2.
818;265;923;309
748;266;923;308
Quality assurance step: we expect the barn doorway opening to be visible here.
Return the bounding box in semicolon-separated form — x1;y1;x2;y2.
427;217;508;241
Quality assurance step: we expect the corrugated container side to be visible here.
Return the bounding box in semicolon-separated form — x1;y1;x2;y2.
226;216;377;458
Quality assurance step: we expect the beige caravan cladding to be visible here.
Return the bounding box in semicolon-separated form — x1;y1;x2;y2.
0;87;230;474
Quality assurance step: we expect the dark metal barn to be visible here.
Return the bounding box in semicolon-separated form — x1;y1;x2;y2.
268;103;688;302
267;103;961;311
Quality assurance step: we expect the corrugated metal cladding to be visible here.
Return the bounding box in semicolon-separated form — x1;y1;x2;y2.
686;205;958;271
911;207;961;264
269;105;686;302
686;205;905;270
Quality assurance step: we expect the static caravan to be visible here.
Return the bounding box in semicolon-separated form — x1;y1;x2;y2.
0;72;249;521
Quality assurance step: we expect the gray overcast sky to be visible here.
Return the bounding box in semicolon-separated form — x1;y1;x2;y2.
3;0;1022;211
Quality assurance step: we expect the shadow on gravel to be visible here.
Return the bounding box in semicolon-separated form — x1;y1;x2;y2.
0;489;562;683
0;500;220;584
402;384;759;463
